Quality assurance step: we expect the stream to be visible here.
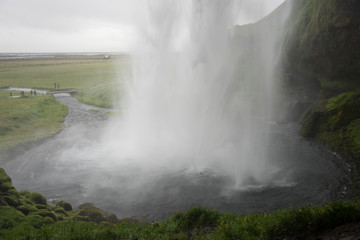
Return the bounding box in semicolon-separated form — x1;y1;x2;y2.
1;94;351;221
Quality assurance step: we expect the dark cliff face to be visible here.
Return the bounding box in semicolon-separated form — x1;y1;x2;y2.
282;0;360;98
281;0;360;191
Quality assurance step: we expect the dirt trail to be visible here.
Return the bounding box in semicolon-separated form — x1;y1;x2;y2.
54;93;110;127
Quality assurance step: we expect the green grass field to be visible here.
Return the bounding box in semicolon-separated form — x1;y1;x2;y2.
0;55;131;150
73;83;122;108
0;55;131;90
0;91;68;151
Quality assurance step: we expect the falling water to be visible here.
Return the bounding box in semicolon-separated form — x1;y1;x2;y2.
3;0;349;220
102;0;292;187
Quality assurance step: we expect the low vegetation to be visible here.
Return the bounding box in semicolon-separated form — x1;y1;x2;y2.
1;167;360;239
73;83;122;108
0;55;131;90
0;55;130;151
0;92;68;152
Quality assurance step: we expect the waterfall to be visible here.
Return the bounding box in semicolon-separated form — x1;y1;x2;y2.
103;0;292;187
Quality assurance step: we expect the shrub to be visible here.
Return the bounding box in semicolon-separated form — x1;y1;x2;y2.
173;206;220;231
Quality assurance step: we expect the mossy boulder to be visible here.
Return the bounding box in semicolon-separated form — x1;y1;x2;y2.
0;168;121;229
3;195;21;207
24;214;44;228
0;199;8;206
0;206;25;229
35;204;50;210
43;216;55;224
0;168;15;193
29;192;47;205
37;209;57;221
300;91;360;164
16;205;30;215
56;200;73;211
53;207;69;216
73;215;91;222
19;190;30;198
20;196;35;205
75;203;119;224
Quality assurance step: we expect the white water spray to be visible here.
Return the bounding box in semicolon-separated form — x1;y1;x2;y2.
4;0;347;219
102;0;292;188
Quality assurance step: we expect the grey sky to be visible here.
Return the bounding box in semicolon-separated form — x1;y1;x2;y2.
0;0;285;53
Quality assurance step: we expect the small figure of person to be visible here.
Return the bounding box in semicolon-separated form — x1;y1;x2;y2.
57;84;60;89
30;89;33;96
21;91;24;97
54;82;57;88
34;89;37;96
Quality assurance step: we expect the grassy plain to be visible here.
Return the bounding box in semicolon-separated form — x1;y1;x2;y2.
0;55;130;150
0;55;131;90
0;92;68;151
73;83;122;108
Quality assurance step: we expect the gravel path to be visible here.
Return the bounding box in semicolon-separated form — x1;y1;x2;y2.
54;93;110;127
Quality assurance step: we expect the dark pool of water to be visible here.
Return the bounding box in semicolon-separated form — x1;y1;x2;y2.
1;94;350;221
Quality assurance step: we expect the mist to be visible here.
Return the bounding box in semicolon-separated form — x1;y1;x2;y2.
3;0;347;220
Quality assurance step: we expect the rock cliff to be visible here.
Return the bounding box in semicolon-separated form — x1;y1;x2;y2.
282;0;360;190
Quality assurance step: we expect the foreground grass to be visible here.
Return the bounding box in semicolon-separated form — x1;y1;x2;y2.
0;92;68;151
2;167;359;240
1;202;360;240
0;55;131;90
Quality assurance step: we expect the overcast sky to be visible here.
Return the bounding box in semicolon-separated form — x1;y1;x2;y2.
0;0;285;53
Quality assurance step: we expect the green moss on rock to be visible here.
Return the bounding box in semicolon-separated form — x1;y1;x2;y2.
19;190;30;198
3;195;21;207
29;192;47;205
0;168;121;229
300;91;360;167
20;196;35;205
53;207;69;216
56;200;73;211
0;206;25;229
43;216;55;225
35;204;50;210
75;203;119;224
0;168;15;193
37;209;57;221
16;205;30;216
282;0;360;96
24;214;44;228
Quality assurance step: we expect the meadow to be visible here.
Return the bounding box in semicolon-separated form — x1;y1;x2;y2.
0;92;68;152
0;55;129;151
0;55;131;90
